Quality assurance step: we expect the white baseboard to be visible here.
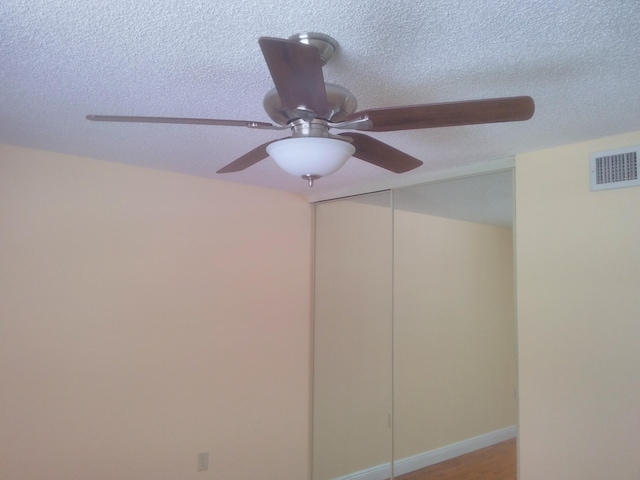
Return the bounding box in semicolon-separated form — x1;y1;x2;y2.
393;425;517;477
332;463;391;480
333;425;517;480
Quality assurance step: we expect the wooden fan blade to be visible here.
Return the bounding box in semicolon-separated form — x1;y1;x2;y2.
216;139;283;174
349;96;535;132
258;37;329;117
86;115;284;130
339;132;423;173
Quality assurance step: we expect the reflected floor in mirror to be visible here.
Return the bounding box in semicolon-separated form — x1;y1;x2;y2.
394;439;516;480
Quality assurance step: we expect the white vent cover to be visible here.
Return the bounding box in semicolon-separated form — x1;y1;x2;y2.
590;145;640;191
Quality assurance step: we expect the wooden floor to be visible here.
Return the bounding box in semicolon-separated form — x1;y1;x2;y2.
394;438;516;480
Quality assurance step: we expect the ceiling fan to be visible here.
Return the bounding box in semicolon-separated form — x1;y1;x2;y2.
87;33;535;186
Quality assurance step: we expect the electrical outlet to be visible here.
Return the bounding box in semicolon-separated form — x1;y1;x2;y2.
197;452;209;472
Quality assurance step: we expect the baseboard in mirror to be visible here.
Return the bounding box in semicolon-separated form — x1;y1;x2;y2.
332;425;517;480
332;464;391;480
393;425;517;477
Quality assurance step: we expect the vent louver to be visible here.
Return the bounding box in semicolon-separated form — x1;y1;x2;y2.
590;146;640;191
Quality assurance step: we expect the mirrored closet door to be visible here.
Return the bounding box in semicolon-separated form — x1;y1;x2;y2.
312;191;393;480
392;171;517;478
312;170;517;480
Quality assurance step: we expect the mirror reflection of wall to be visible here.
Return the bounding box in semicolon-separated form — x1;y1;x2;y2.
393;171;517;477
312;170;517;480
312;191;393;480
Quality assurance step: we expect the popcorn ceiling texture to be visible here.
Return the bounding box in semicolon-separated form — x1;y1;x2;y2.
2;0;639;197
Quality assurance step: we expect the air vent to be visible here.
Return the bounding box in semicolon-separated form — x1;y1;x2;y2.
590;145;640;191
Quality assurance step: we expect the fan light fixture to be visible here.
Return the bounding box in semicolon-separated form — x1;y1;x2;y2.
266;137;355;187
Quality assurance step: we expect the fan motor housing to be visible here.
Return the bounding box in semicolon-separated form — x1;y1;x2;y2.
263;83;358;125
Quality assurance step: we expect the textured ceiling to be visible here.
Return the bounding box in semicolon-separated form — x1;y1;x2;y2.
2;0;640;200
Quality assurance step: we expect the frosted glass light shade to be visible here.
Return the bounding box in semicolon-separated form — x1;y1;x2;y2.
266;137;355;178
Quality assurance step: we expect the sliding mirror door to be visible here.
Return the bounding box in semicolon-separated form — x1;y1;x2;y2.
392;171;517;478
313;191;393;480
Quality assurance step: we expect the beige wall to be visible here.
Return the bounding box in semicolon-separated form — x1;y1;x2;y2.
0;144;312;480
313;196;393;480
515;131;640;480
394;210;516;458
5;126;640;480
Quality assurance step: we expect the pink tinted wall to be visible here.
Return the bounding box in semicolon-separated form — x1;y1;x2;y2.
0;144;312;480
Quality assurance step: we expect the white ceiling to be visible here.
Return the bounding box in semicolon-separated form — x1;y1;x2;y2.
2;0;640;200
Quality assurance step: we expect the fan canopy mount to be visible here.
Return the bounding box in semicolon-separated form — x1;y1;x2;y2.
287;32;338;66
86;32;535;186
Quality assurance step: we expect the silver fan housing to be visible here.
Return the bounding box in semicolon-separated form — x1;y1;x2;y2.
263;83;358;125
